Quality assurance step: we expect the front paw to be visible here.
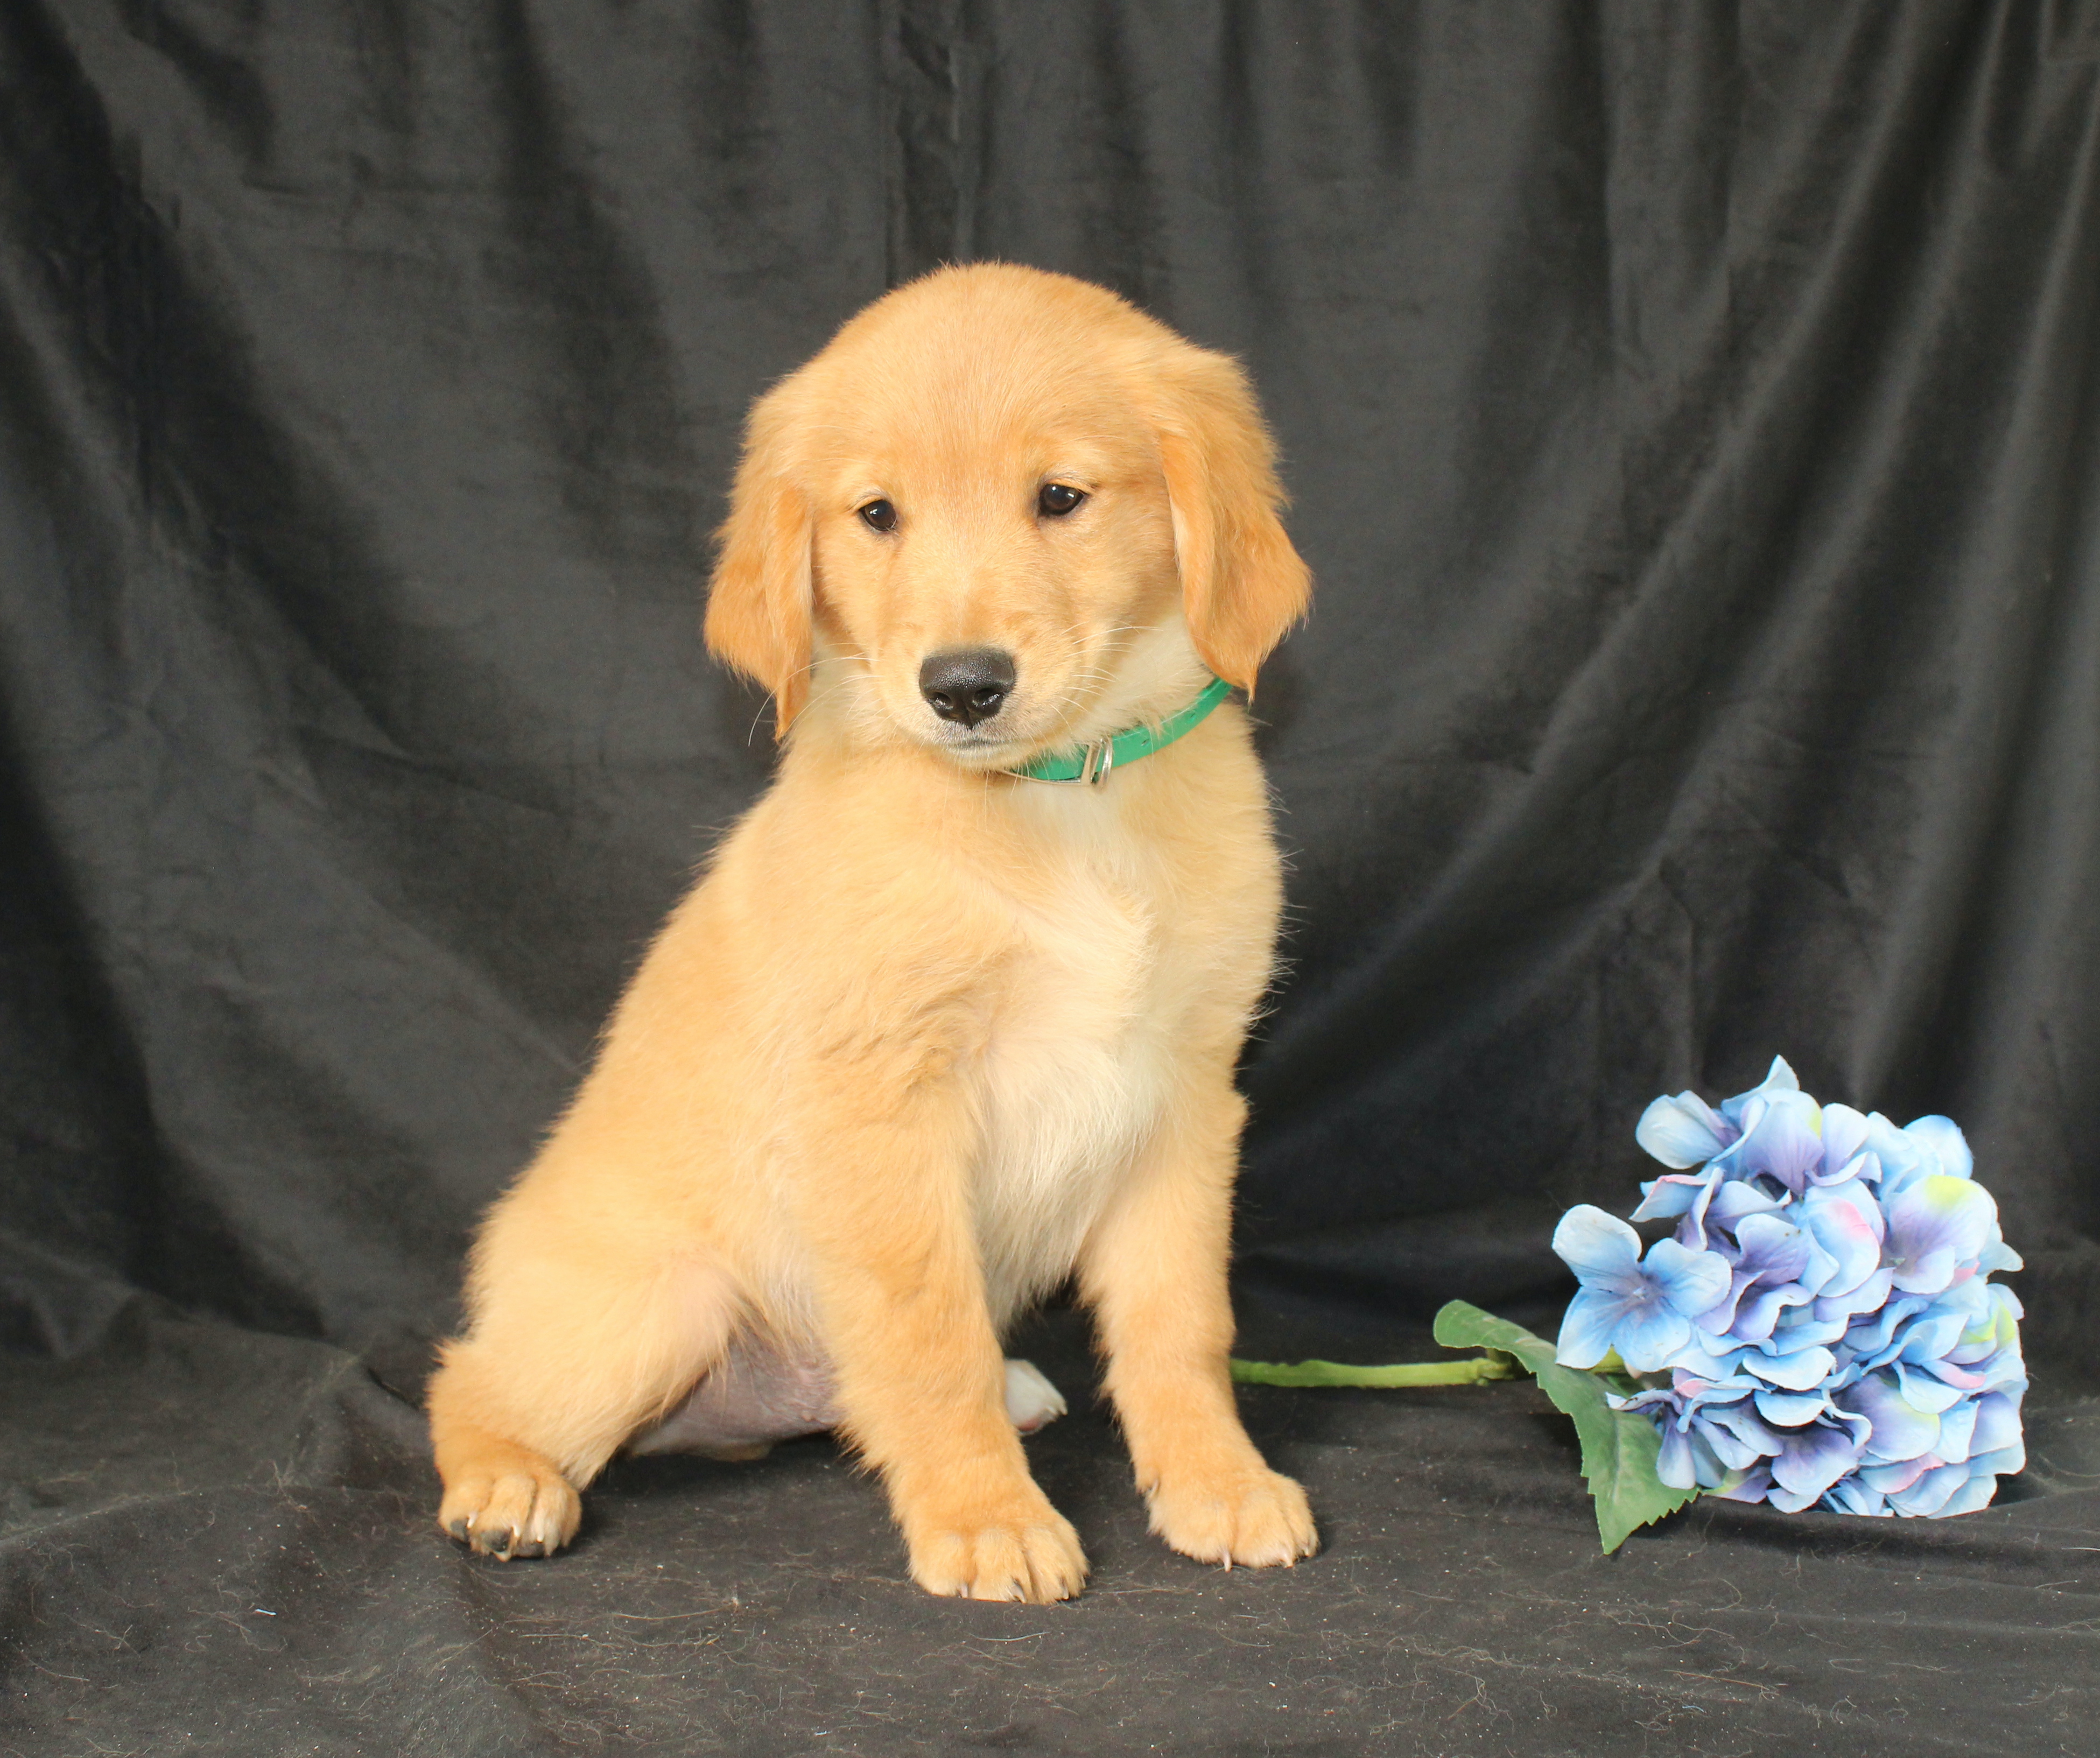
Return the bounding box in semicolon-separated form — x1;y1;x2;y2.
1146;1466;1317;1569
438;1454;581;1560
903;1490;1088;1602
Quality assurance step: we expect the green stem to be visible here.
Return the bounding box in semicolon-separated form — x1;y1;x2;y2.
1228;1354;1521;1388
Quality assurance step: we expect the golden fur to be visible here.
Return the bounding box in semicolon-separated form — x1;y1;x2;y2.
427;263;1317;1601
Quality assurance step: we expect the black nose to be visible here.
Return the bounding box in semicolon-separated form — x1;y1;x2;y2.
919;648;1016;728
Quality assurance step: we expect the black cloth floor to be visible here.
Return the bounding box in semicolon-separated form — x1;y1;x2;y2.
5;3;2100;1753
5;1296;2098;1756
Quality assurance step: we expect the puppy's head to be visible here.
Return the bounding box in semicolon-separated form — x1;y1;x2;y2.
707;265;1309;760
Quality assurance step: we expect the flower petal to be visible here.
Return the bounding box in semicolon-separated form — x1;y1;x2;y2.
1613;1302;1694;1374
1740;1344;1837;1390
1934;1398;1979;1465
1914;1357;1987;1393
1720;1056;1801;1128
1819;1105;1873;1179
1893;1300;1971;1365
1727;1281;1814;1346
1731;1212;1813;1284
1552;1205;1642;1286
1769;1304;1848;1350
1815;1266;1895;1326
1865;1113;1929;1195
1770;1417;1867;1500
1644;1237;1734;1319
1888;1460;1971;1517
1711;1463;1774;1504
1695;1280;1751;1337
1845;1293;1934;1361
1978;1233;2024;1275
1554;1287;1630;1369
1839;1370;1941;1462
1701;1400;1783;1464
1733;1091;1826;1193
1824;1477;1890;1517
1632;1171;1719;1237
1890;1360;1965;1415
1969;1389;2024;1458
1636;1093;1737;1168
1903;1115;1973;1182
1705;1180;1789;1237
1931;1472;2001;1517
1971;1440;2027;1479
1885;1176;1997;1295
1668;1332;1753;1384
1655;1421;1699;1490
1858;1455;1936;1495
1802;1183;1885;1298
1753;1388;1829;1428
1766;1479;1824;1513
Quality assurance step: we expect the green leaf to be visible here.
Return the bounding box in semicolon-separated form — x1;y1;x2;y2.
1431;1299;1561;1375
1230;1355;1520;1388
1432;1300;1698;1553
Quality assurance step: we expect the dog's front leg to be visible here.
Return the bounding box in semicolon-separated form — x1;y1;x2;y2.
1080;1081;1318;1570
790;1077;1087;1604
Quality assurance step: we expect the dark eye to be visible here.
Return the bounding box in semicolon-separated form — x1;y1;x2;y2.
859;498;897;532
1037;483;1086;517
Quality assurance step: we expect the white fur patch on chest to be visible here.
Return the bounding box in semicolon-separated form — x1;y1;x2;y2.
971;855;1172;1322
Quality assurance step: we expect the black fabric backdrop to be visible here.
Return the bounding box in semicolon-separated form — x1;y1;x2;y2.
4;3;2099;1753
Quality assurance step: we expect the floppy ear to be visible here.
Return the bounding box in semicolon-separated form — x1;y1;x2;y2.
1153;348;1311;696
706;399;813;735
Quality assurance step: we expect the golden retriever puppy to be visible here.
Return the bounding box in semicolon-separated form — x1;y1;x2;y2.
427;263;1316;1602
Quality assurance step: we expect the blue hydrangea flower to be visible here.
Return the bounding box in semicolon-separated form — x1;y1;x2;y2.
1559;1058;2026;1521
1553;1206;1732;1373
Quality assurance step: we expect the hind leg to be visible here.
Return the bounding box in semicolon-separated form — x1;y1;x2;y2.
630;1347;1070;1461
429;1194;736;1560
1004;1360;1067;1433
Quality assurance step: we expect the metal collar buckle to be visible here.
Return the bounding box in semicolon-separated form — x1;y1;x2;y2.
1075;737;1115;785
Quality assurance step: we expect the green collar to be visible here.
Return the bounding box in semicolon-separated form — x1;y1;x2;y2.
999;676;1233;785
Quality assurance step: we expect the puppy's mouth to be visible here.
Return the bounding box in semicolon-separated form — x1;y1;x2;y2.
923;720;1039;767
936;727;1033;769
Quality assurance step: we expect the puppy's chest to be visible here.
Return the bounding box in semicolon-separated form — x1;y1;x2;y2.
968;855;1195;1302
